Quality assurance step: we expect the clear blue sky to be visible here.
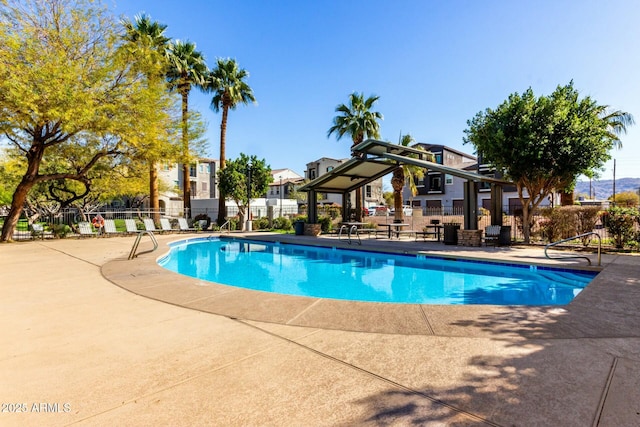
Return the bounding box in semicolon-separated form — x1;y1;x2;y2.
114;0;640;184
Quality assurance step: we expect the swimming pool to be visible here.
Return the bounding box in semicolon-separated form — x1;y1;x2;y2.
158;238;597;305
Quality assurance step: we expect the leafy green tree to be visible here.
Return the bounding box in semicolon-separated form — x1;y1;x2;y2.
389;134;429;222
122;13;172;223
0;0;172;241
217;154;272;231
166;40;208;217
205;58;257;225
328;92;383;221
464;82;632;243
611;191;639;207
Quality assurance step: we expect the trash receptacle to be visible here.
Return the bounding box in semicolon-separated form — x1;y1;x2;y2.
294;221;305;236
499;225;512;246
443;223;460;245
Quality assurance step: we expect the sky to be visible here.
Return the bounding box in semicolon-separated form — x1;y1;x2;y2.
112;0;640;185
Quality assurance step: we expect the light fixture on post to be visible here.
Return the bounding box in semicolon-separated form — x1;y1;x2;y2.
246;160;253;231
279;175;283;217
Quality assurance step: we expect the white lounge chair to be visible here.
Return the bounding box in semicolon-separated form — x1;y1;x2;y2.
143;218;157;233
78;221;97;237
124;219;139;234
103;219;123;236
159;218;174;233
177;218;196;232
31;223;46;240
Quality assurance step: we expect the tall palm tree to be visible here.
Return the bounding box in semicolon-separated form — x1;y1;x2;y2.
122;14;170;223
205;58;256;226
390;134;426;222
599;107;634;148
328;92;383;221
166;40;208;217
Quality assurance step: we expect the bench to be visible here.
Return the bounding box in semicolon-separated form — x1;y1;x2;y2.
414;230;440;241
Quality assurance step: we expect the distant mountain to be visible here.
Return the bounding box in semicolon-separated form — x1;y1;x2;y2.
575;178;640;200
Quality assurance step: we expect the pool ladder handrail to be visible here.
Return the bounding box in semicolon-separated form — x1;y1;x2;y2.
338;224;361;245
544;232;601;266
220;220;231;234
128;231;159;260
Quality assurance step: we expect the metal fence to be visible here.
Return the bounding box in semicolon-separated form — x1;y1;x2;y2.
2;205;630;245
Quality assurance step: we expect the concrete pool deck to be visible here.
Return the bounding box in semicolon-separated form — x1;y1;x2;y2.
2;232;639;426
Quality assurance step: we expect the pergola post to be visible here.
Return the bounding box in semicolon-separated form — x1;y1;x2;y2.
463;180;478;230
342;193;349;222
490;184;503;226
308;190;317;223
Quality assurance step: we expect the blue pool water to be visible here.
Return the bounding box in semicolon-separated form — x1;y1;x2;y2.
157;238;598;305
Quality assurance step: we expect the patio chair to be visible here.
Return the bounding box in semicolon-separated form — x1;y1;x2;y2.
484;225;501;246
159;218;174;233
31;223;45;240
143;218;157;233
78;221;97;238
124;219;139;234
103;219;123;236
177;218;196;232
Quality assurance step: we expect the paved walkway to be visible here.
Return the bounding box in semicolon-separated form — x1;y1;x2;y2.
1;233;639;426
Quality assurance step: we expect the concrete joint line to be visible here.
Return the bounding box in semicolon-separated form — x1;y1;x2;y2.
285;298;322;325
592;356;618;427
419;305;435;335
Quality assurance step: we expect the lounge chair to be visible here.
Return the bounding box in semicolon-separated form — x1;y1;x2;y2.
484;225;501;246
177;218;196;232
159;218;174;233
31;223;45;240
143;218;157;233
78;221;97;237
124;219;139;234
103;219;123;236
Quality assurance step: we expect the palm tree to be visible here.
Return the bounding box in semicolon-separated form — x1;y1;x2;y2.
390;134;426;222
166;40;208;217
205;58;256;226
122;14;170;223
561;106;634;205
599;107;634;148
327;92;383;221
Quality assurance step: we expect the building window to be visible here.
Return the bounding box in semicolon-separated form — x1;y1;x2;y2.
435;154;442;164
445;174;453;185
202;182;207;192
189;164;197;177
366;185;372;198
163;163;170;171
429;175;442;192
326;166;334;172
309;169;316;179
199;164;204;173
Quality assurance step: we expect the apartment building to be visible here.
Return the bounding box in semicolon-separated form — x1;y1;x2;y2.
157;158;220;214
305;157;384;208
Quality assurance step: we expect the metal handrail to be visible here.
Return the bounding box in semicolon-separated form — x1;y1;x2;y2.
338;224;362;245
220;220;231;234
128;231;159;260
544;232;601;266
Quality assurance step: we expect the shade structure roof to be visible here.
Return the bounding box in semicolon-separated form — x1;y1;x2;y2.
298;139;511;194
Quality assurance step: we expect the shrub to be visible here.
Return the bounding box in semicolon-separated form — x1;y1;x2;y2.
52;224;71;238
272;217;292;230
193;214;211;230
253;217;270;230
317;216;332;233
605;206;639;249
540;206;601;246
